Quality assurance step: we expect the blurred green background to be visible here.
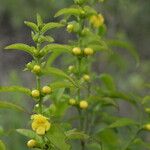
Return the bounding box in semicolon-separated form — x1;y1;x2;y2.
0;0;149;149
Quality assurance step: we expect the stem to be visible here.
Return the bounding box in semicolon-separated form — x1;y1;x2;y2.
36;75;42;113
36;43;43;114
76;57;85;150
123;129;141;150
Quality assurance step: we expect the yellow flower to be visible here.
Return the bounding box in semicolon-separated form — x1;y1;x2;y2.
27;139;37;148
90;14;104;28
79;100;88;109
31;114;51;135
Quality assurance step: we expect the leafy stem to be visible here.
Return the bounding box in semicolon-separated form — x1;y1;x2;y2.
35;42;42;114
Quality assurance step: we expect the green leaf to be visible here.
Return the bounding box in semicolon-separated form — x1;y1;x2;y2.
17;129;42;143
43;67;77;87
89;96;118;108
41;22;64;33
24;21;39;32
107;40;140;66
50;81;74;90
65;129;89;140
0;101;25;112
46;51;62;67
55;8;83;17
5;43;34;56
46;125;71;150
0;86;31;96
44;36;54;42
100;97;118;108
99;73;116;91
83;5;97;16
36;13;43;27
41;44;72;54
109;118;137;128
88;40;109;52
86;143;102;150
39;35;54;43
0;140;6;150
98;129;120;149
100;91;137;104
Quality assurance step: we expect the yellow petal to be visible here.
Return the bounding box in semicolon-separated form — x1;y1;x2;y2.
36;126;45;135
45;121;51;131
32;121;38;131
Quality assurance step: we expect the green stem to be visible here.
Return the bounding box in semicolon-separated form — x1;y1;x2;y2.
36;75;42;113
36;43;43;114
123;129;141;150
84;82;91;131
76;58;85;150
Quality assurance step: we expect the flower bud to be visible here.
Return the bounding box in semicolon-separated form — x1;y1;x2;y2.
33;65;41;74
68;65;75;72
90;14;104;28
79;100;88;109
84;48;94;56
60;19;67;25
143;124;150;131
27;139;37;148
67;24;74;33
31;90;40;98
145;108;150;113
72;47;82;56
26;62;32;70
69;98;77;105
81;28;90;36
35;104;39;108
42;86;52;94
83;74;90;82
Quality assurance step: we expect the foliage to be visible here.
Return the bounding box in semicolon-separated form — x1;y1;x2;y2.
0;0;149;150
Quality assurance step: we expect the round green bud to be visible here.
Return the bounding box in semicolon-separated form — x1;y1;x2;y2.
26;62;32;70
72;47;82;56
69;99;77;105
84;48;94;56
27;139;37;148
81;28;90;36
143;124;150;131
32;65;41;74
42;86;52;94
31;90;40;98
68;65;75;72
145;108;150;113
67;24;74;33
83;74;90;82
